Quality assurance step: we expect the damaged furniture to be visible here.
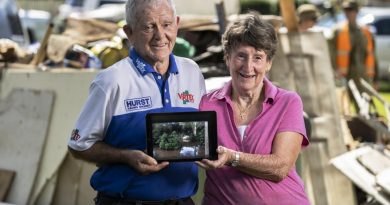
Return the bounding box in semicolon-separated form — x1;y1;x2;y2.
331;146;390;205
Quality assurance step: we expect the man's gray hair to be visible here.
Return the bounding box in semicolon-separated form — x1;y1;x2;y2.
125;0;177;29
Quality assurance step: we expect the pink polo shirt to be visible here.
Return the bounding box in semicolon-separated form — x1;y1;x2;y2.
200;78;310;205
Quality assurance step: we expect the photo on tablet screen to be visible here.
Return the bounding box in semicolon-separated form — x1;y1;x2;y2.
146;111;217;162
152;121;209;160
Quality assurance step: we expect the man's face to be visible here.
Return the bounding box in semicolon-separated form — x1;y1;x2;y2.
124;0;179;67
344;9;358;23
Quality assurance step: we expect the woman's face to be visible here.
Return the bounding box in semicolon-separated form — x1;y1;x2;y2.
227;43;272;93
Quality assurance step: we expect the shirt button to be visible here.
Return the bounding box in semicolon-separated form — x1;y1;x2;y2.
165;99;170;103
157;76;162;79
164;89;167;93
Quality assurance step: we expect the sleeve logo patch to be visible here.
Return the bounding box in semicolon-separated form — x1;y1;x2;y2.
71;129;80;141
124;96;152;111
178;90;194;104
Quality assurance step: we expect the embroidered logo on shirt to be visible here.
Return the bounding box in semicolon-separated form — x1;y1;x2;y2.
124;96;152;111
178;90;194;104
70;129;80;141
135;58;146;73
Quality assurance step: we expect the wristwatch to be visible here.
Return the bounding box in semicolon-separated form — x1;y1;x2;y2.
230;151;240;167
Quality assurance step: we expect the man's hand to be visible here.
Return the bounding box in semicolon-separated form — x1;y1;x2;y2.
68;142;169;175
124;150;169;175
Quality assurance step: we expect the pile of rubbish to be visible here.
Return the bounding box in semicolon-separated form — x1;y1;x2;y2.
0;0;281;78
0;1;209;71
0;2;129;70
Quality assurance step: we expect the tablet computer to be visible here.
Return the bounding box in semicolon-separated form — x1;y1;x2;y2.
146;111;218;162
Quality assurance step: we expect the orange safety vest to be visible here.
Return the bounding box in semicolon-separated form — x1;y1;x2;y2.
336;23;375;78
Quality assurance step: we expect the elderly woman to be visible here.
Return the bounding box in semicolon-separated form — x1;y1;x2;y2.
197;13;310;205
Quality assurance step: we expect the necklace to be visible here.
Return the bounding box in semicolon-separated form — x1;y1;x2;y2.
235;100;256;119
232;88;262;120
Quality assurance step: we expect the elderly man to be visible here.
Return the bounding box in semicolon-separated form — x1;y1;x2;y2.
67;0;205;204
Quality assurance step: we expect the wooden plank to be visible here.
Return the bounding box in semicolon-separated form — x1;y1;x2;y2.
215;1;227;35
0;69;97;204
301;141;329;204
348;79;370;118
357;149;390;175
377;168;390;195
302;140;356;205
279;0;298;32
269;32;356;204
0;169;15;201
0;89;54;204
30;23;53;66
331;146;390;205
360;78;390;129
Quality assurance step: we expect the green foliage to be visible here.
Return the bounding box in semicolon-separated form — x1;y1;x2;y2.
153;123;181;145
159;133;168;148
240;0;280;15
173;37;196;58
159;131;182;150
373;92;390;123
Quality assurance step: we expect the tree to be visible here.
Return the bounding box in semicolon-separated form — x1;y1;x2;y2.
159;131;182;150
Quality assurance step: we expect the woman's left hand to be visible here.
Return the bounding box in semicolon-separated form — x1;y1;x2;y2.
196;146;233;170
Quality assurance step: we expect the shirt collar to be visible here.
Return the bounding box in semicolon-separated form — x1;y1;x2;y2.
129;48;179;76
214;77;276;104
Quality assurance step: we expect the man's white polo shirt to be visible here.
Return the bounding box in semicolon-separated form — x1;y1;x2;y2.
68;49;206;200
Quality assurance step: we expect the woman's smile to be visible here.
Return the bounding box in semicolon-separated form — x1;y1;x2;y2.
238;72;256;78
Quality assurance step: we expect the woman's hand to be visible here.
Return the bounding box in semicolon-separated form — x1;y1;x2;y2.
196;146;234;170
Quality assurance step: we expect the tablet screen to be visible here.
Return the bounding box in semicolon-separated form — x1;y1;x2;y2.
146;111;218;162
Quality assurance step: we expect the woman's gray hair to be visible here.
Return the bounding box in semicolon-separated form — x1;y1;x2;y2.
222;11;278;62
125;0;177;29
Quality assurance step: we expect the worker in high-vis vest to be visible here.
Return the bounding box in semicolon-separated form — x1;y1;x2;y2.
334;0;376;89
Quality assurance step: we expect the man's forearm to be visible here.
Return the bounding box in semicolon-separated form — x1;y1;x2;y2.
68;141;131;165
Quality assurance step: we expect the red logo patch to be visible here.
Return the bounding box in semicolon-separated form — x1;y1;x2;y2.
71;129;81;141
178;90;194;104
